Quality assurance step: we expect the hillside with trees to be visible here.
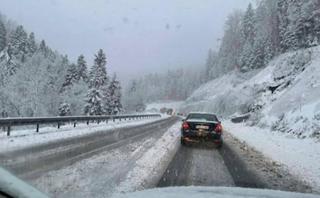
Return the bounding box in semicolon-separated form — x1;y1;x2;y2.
0;13;122;117
180;0;320;140
206;0;320;79
125;0;320;111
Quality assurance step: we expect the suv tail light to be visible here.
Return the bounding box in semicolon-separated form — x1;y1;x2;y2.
215;123;222;134
182;122;190;130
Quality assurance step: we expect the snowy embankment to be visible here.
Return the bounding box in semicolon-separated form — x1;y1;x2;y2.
114;122;181;194
0;116;166;152
179;46;320;191
181;46;320;139
224;121;320;193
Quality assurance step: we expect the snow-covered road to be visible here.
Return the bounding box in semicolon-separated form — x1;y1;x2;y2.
27;118;181;198
157;131;311;194
1;116;316;197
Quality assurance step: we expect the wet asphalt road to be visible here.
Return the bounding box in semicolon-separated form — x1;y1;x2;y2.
158;142;267;189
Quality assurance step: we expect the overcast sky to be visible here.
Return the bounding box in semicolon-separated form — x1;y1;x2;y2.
0;0;252;82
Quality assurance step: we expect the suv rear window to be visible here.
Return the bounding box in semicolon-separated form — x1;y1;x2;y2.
186;114;218;122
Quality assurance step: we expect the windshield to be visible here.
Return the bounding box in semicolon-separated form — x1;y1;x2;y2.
0;1;319;198
187;114;218;122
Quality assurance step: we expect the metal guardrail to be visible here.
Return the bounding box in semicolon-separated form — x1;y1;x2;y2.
0;114;161;136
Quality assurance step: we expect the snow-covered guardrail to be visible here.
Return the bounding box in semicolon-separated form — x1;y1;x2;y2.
0;114;161;136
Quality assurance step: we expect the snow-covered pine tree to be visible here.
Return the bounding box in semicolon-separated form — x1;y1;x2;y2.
299;0;320;48
100;85;110;114
89;49;108;89
105;74;122;115
76;54;88;82
217;10;243;73
250;0;277;69
84;49;109;115
277;0;289;52
62;63;78;89
84;88;104;115
239;41;254;71
311;0;320;45
58;103;71;116
241;3;255;44
283;1;301;50
39;40;48;57
61;55;88;91
27;32;37;55
239;3;256;71
250;38;265;69
8;25;28;62
266;0;281;55
263;38;275;66
0;18;6;52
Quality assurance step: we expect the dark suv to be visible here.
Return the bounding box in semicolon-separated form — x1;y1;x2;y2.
181;112;223;148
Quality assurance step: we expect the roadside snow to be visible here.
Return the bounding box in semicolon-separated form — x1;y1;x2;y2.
114;186;319;198
31;136;158;198
30;120;180;198
114;122;181;194
224;120;320;193
0;117;164;152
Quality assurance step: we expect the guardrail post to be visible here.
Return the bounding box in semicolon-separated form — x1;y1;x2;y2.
106;119;108;124
113;118;115;122
87;120;89;125
7;125;11;136
57;122;60;129
36;124;39;132
74;122;76;127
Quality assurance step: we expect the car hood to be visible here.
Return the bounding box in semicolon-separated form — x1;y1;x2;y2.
114;186;318;198
0;167;48;198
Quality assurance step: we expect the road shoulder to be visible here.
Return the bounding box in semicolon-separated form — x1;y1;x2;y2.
223;126;314;193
